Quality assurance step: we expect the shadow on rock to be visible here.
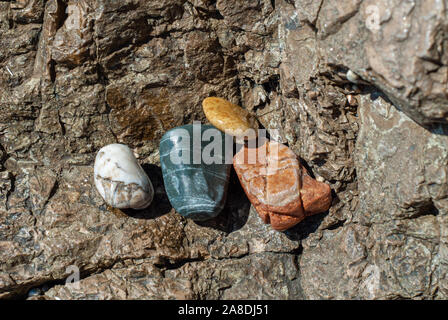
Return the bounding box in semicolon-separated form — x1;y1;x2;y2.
121;163;172;220
283;187;342;241
283;175;336;242
194;167;251;233
282;211;327;242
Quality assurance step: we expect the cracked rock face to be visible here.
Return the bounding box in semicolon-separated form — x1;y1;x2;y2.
0;0;447;299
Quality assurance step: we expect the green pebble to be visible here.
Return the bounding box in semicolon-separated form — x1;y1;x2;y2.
160;124;232;221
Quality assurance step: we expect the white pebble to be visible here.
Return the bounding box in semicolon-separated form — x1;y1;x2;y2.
346;70;360;83
94;144;154;209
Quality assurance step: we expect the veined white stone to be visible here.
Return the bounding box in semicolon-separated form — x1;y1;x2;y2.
94;144;154;209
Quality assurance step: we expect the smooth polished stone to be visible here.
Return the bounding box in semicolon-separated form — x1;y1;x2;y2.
159;124;232;221
233;140;332;231
94;144;154;209
202;97;258;140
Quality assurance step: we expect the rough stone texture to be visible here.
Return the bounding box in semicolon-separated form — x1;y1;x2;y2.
315;0;448;127
0;0;448;299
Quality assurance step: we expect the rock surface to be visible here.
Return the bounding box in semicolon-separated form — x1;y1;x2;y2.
0;0;447;299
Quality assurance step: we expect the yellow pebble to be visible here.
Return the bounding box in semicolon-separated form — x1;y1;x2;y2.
202;97;258;140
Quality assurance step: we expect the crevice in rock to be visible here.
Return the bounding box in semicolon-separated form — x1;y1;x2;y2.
57;110;66;136
289;244;303;257
48;59;56;83
47;0;68;83
13;256;131;300
306;20;318;34
5;172;15;212
7;2;13;29
55;0;68;30
95;62;109;87
155;256;206;274
284;0;295;8
213;252;250;261
42;179;59;209
324;219;346;231
0;143;7;166
291;243;304;296
192;2;224;20
313;0;324;27
418;56;444;68
12;248;306;299
11;264;110;300
299;157;317;179
407;199;440;219
261;75;280;95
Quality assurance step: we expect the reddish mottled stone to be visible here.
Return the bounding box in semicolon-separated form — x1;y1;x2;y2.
233;140;332;231
300;166;332;216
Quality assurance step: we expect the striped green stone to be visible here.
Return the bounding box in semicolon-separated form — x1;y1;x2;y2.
159;124;232;221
